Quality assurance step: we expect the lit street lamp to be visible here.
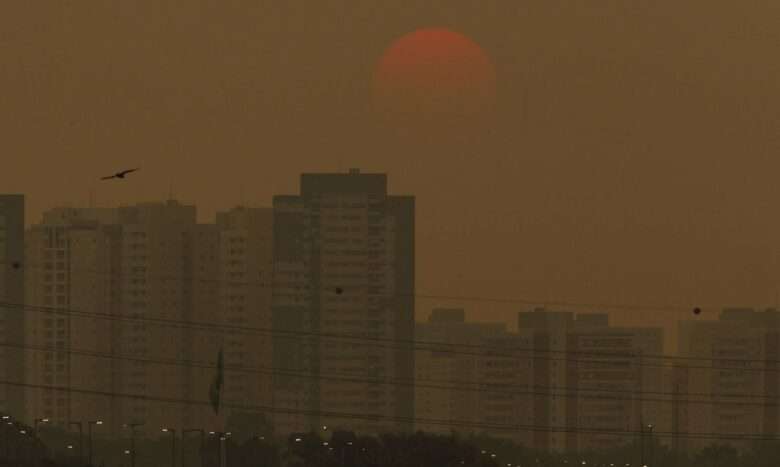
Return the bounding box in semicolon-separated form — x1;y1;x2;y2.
88;420;104;467
0;415;10;459
69;422;84;465
33;418;49;467
162;428;177;467
123;423;144;467
209;431;231;467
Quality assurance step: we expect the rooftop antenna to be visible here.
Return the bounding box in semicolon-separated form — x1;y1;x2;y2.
168;181;174;201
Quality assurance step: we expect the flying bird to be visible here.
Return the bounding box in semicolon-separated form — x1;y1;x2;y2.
101;168;140;180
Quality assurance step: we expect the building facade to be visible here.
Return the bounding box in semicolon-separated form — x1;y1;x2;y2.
22;201;277;440
517;308;664;452
676;308;780;453
0;194;25;419
415;309;507;436
24;213;121;429
272;169;415;436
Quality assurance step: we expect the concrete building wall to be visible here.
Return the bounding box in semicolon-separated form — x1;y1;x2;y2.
272;170;415;436
23;220;119;430
0;194;25;420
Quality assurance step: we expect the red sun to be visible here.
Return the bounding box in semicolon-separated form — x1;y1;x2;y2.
373;28;497;136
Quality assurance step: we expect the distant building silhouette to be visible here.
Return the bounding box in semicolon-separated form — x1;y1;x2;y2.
417;308;537;445
213;206;274;429
676;308;780;454
0;194;25;420
272;169;415;436
22;201;276;439
25;210;120;430
415;308;507;436
517;308;664;452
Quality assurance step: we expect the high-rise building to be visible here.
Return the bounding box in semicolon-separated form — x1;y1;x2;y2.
415;309;506;435
676;308;780;453
24;201;277;439
112;201;200;435
24;212;121;428
214;207;274;433
0;194;25;419
517;308;575;452
564;323;664;453
517;308;664;452
476;331;534;446
272;169;415;436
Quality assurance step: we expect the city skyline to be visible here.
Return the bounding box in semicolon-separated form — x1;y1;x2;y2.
2;2;779;330
1;1;778;466
3;177;780;465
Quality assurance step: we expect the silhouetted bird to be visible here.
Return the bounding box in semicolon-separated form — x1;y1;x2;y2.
11;262;21;270
335;287;343;295
693;307;702;315
101;168;140;180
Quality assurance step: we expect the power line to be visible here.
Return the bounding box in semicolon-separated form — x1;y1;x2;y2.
2;300;779;371
0;378;777;443
5;339;780;409
3;259;722;314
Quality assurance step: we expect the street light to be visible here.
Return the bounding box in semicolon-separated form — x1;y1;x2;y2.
33;418;49;467
88;420;104;467
0;415;10;460
641;424;654;467
123;423;144;467
209;431;231;467
69;422;84;465
162;428;177;467
17;428;32;465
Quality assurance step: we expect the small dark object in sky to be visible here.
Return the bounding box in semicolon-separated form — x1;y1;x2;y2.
693;307;701;315
335;287;343;295
11;262;21;270
101;168;140;180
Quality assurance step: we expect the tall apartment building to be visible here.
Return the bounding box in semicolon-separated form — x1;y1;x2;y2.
476;331;534;446
24;211;121;428
517;308;663;453
517;309;575;452
414;308;506;435
272;169;415;436
214;207;274;430
24;202;276;440
676;308;780;453
112;201;201;435
0;194;25;419
564;322;664;453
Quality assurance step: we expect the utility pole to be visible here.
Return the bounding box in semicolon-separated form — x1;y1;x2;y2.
637;350;644;467
68;422;83;466
161;428;176;467
88;420;104;467
123;423;144;467
209;431;231;467
673;381;680;467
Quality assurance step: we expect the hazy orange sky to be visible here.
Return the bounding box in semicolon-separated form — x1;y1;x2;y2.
1;1;778;337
